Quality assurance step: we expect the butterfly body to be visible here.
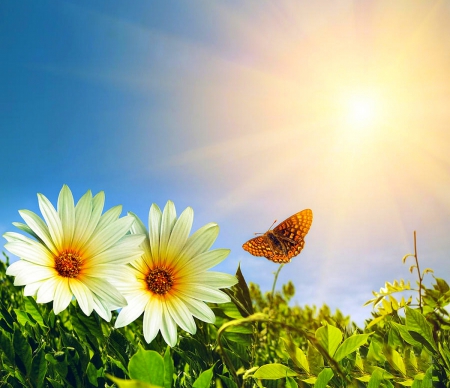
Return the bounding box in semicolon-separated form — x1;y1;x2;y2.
242;209;313;263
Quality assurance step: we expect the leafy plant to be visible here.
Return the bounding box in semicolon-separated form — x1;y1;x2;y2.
1;230;449;387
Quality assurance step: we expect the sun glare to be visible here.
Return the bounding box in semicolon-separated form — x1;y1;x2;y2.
347;95;377;128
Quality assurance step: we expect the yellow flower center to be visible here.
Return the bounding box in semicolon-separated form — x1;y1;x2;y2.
54;251;82;278
147;268;174;295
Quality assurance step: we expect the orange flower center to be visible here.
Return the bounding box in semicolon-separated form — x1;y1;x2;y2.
54;251;82;278
147;268;174;295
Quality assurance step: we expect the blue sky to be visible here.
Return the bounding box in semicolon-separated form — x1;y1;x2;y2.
2;0;450;325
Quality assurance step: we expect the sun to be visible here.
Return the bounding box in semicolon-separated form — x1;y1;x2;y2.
347;94;378;128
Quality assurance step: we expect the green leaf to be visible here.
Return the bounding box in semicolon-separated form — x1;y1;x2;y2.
388;325;403;348
219;374;238;388
286;376;298;388
24;296;47;327
192;365;214;388
391;322;423;348
0;301;15;330
307;340;324;375
334;333;370;361
403;348;418;375
163;346;174;388
0;331;15;366
45;353;68;380
253;364;298;380
224;337;250;363
434;277;449;293
302;377;317;384
86;362;100;386
421;366;433;388
315;324;342;357
222;348;244;372
367;338;386;363
397;379;414;386
129;348;165;387
229;265;254;317
14;309;38;327
367;367;394;388
356;375;371;383
366;315;385;328
384;345;406;376
314;368;333;388
13;326;32;376
108;329;130;372
46;378;65;388
107;375;163;388
281;337;310;373
355;350;364;372
367;370;382;388
369;366;394;380
220;302;244;319
30;348;47;388
405;307;437;353
65;346;83;388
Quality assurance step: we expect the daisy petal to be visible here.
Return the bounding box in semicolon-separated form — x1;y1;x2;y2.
3;231;33;243
166;207;193;267
166;295;196;334
11;264;55;286
82;276;127;309
70;279;94;316
6;259;30;276
143;297;163;343
188;272;238;288
4;241;53;266
148;204;162;264
12;222;41;242
38;193;64;250
23;281;43;297
82;215;135;258
53;278;73;315
92;298;112;322
179;285;231;304
86;234;145;266
57;185;75;248
36;277;59;303
75;191;105;251
159;201;177;263
160;303;178;347
177;295;216;323
93;204;122;235
179;249;230;274
115;292;148;328
128;212;152;263
178;223;219;264
19;210;57;255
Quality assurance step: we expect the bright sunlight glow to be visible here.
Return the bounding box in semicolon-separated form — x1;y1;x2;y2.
347;95;378;128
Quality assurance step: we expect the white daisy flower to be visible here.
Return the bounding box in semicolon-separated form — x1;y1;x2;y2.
114;200;237;347
4;185;145;321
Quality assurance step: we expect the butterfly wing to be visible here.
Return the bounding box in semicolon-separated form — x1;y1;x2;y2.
273;209;313;261
242;235;274;259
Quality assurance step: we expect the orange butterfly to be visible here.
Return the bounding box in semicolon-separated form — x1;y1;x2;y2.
242;209;313;263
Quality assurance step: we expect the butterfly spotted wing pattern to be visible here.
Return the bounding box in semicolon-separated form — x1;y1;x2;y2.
242;209;313;263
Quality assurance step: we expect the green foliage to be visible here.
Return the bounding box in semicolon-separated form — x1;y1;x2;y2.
2;231;450;388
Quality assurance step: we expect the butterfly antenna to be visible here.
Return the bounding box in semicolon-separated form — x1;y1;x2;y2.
253;220;277;235
267;220;277;231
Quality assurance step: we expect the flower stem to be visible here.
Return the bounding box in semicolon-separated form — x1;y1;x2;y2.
413;231;423;313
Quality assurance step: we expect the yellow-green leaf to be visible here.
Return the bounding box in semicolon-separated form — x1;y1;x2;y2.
334;333;371;361
281;337;310;373
253;364;298;380
315;324;342;357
